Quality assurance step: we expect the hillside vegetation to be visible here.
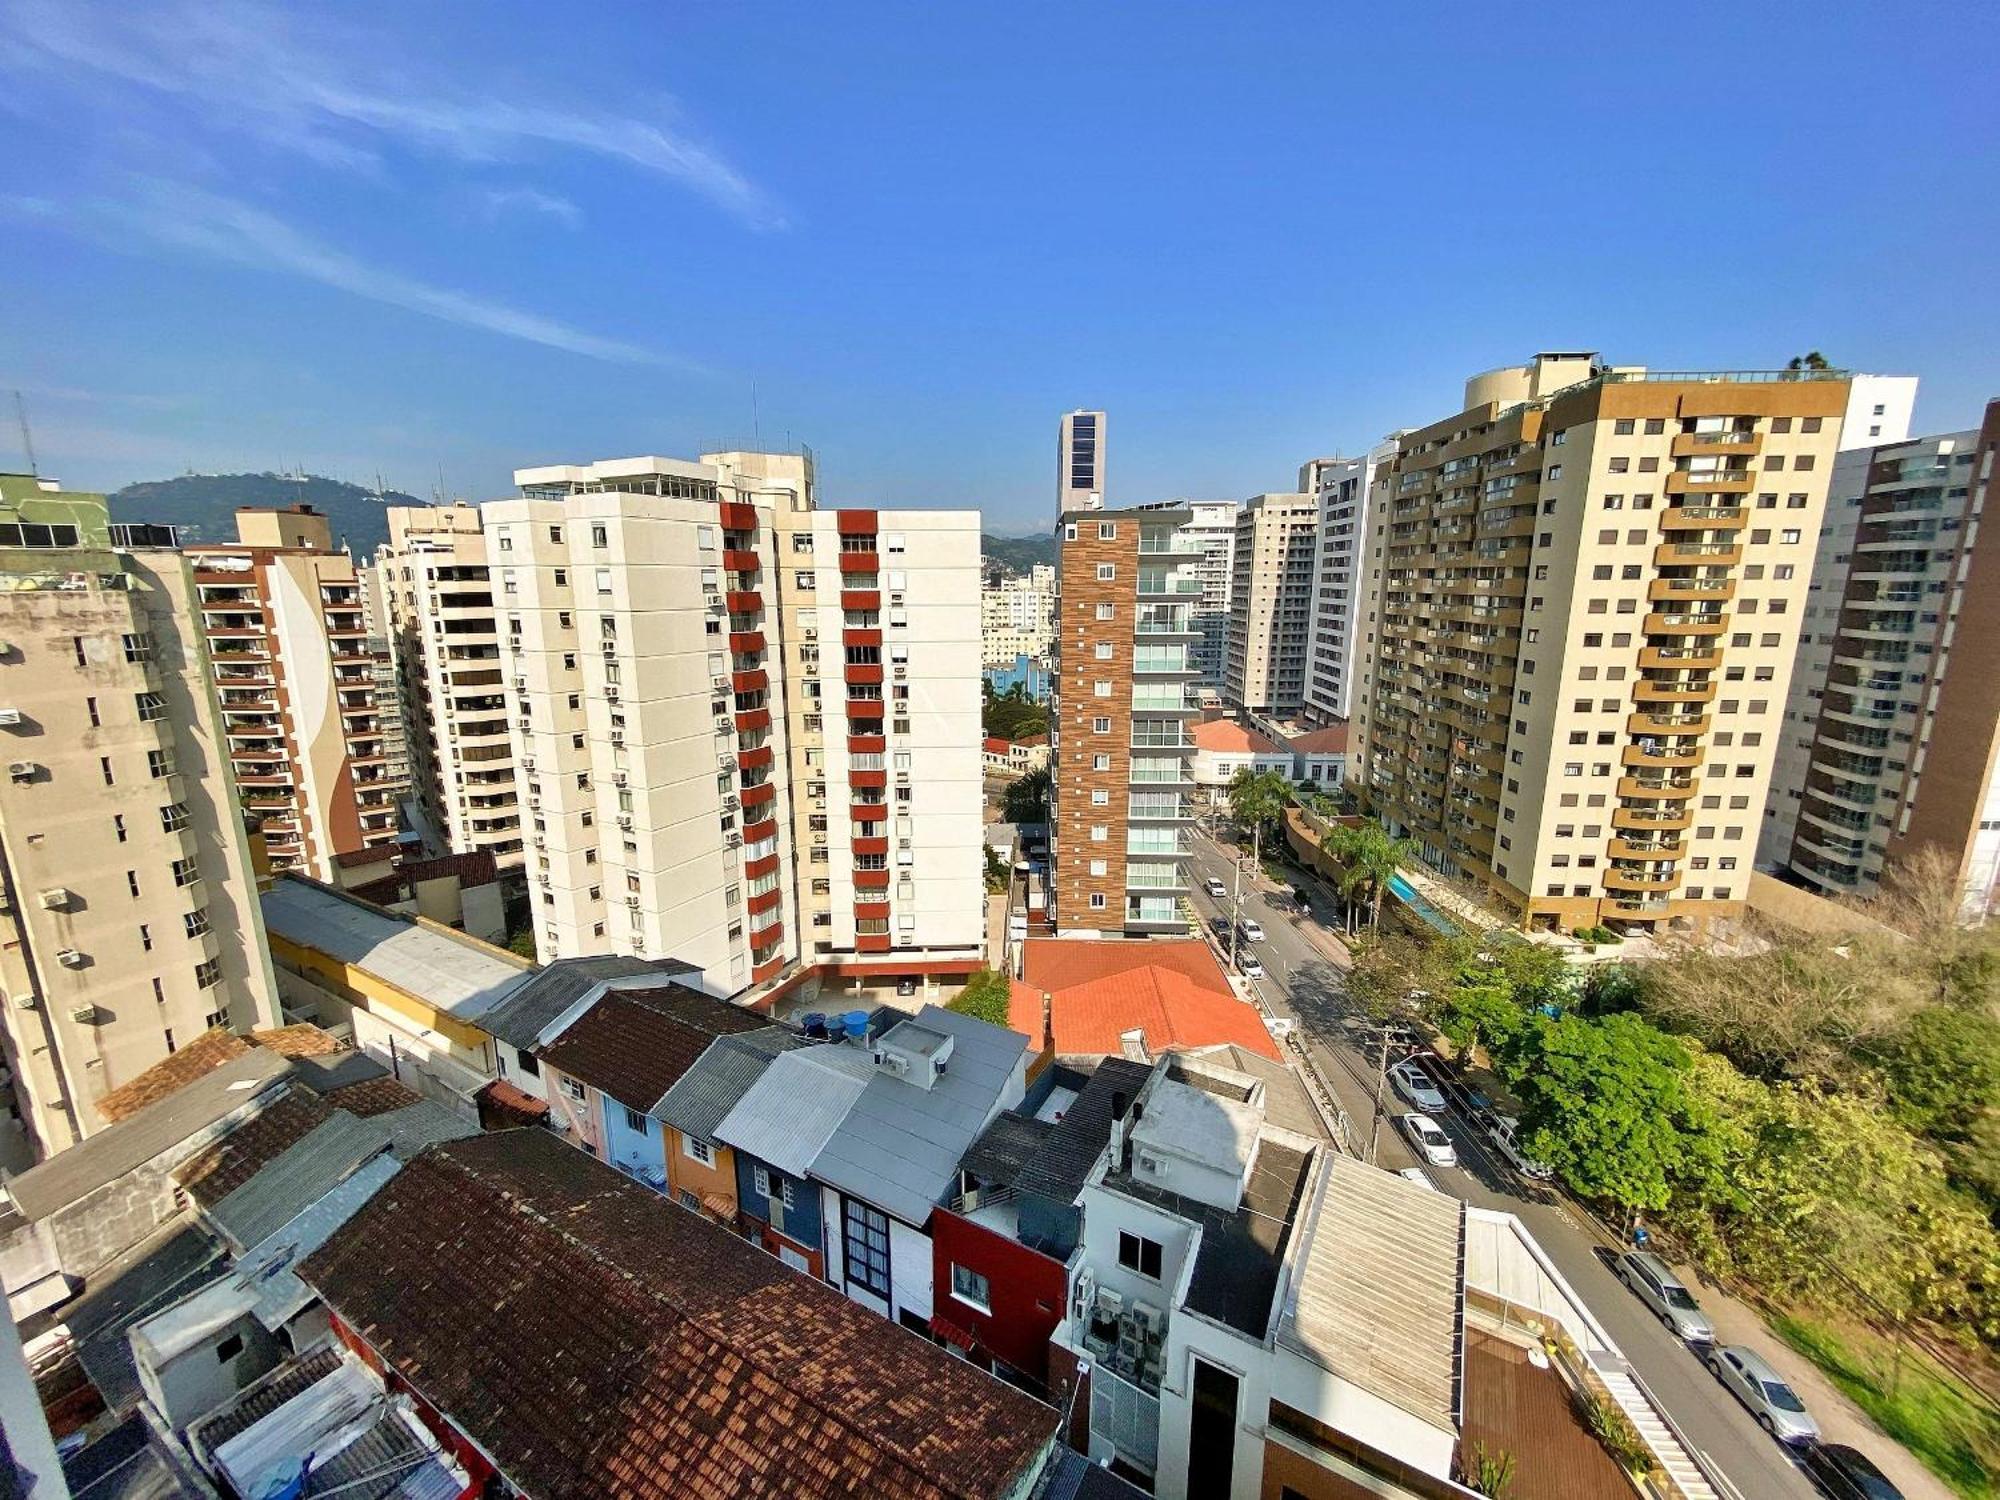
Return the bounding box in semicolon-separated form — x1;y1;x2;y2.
111;472;422;558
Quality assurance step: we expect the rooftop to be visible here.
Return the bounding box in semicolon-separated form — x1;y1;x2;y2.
651;1028;805;1141
260;876;531;1023
1129;1076;1262;1184
1010;941;1279;1061
536;986;767;1112
1171;1045;1326;1140
1284;722;1349;754
714;1043;878;1178
476;954;702;1051
1190;719;1289;756
1278;1153;1465;1432
296;1131;1059;1500
173;1086;335;1209
61;1217;226;1413
1010;1057;1153;1205
93;1025;344;1125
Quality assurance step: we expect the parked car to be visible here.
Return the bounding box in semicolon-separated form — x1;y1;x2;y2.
1799;1442;1905;1500
1706;1345;1819;1444
1397;1112;1457;1167
1614;1251;1714;1343
1486;1115;1555;1180
1204;876;1227;898
1388;1060;1448;1113
1237;918;1266;943
1238;955;1265;980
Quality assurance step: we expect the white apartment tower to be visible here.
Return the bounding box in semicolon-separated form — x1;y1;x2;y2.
376;505;525;877
1299;441;1395;723
1224;492;1319;714
484;453;983;998
1136;500;1237;687
979;563;1056;666
1059;410;1107;512
0;476;280;1162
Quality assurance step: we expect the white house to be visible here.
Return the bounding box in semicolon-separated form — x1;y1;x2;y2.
1189;719;1292;804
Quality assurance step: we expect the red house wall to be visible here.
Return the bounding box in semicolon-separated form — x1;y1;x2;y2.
929;1209;1068;1382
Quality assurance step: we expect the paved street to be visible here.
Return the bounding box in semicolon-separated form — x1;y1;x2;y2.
1185;828;1822;1500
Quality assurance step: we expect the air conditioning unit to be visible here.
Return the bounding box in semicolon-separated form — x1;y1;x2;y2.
1135;1149;1167;1177
1130;1300;1164;1335
626;894;642;909
724;832;742;849
8;761;36;782
801;626;818;641
612;770;628;788
55;949;84;969
1095;1287;1124;1322
711;676;729;693
0;709;21;726
1071;1266;1097;1322
609;732;624;749
69;1005;96;1024
13;994;37;1011
721;795;739;813
605;686;619;703
874;1051;909;1078
37;889;71;912
599;640;617;655
616;814;633;830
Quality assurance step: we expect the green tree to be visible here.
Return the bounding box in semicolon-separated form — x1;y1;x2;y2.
1784;351;1831;374
983;844;1011;894
1225;766;1292;843
1325;820;1422;930
948;968;1014;1028
1874;1005;2000;1145
1002;766;1050;824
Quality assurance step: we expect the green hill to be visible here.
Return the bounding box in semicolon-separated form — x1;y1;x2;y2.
981;531;1056;576
109;473;423;559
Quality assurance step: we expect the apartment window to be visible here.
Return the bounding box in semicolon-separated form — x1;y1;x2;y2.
1090;825;1108;842
1091;790;1108;805
1094;643;1113;659
99;756;115;786
114;814;127;843
1095;564;1116;581
1089;893;1108;909
1608;458;1630;474
950;1264;992;1312
139;922;153;951
1089;859;1108;877
1614;419;1635;435
1794;454;1815;471
1093;754;1111;770
844;1199;891;1298
1118;1231;1164;1280
1093;682;1112;697
1096;603;1115;620
184;908;211;939
194;958;221;990
1563;763;1582;777
122;632;154;663
1781;529;1801;544
1093;717;1111;733
590;524;608;547
1098;522;1118;540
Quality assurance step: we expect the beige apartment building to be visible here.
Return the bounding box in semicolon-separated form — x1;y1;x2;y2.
979;562;1056;666
184;506;398;878
0;476;280;1162
485;453;984;998
1300;441;1396;724
1352;353;1852;935
1223;492;1318;714
376;505;524;878
1049;506;1201;934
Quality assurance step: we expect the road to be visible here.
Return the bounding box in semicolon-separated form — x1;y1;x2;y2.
1186;829;1821;1500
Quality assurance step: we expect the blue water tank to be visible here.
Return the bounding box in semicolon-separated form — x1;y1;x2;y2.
802;1012;828;1039
842;1010;870;1040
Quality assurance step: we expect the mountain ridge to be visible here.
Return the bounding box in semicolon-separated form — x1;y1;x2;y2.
109;472;425;559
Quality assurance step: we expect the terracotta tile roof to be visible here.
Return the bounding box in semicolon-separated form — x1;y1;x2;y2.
1285;722;1349;753
172;1088;335;1208
1011;940;1279;1060
983;736;1009;755
399;850;498;888
94;1025;342;1124
249;1024;345;1059
475;1079;550;1130
538;988;767;1112
319;1077;424;1117
332;844;397;870
1190;719;1289;755
297;1131;1058;1500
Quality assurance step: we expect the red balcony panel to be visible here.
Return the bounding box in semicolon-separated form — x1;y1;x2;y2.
725;591;762;615
744;852;781;881
744;817;778;844
856;934;892;954
741;781;777;810
850;769;887;790
847;733;886;756
724;549;760;573
853;836;889;858
750;908;784;939
843;662;884;685
836;509;878;536
851;801;889;823
854;867;891;890
747;888;783;916
719;502;759;531
732;669;768;695
736;744;774;773
841;590;881;612
843;628;883;649
838;550;880;575
735;708;771;734
751;953;785;983
728;630;765;656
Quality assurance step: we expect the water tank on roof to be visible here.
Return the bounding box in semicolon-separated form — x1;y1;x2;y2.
842;1010;869;1041
802;1012;827;1039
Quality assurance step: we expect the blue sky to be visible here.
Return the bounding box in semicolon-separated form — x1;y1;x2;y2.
0;1;1993;531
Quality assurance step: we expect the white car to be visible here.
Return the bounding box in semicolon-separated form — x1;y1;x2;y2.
1204;876;1227;898
1398;1113;1457;1167
1486;1115;1555;1181
1395;1166;1442;1192
1239;956;1265;980
1388;1060;1447;1113
1706;1345;1819;1445
1238;918;1266;943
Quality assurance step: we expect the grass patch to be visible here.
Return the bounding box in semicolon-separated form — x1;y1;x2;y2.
1770;1310;2000;1499
947;967;1012;1028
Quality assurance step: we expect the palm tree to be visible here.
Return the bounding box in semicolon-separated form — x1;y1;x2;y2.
1225;767;1292;868
1326;821;1422;931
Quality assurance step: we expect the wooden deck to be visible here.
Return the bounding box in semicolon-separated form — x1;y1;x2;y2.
1457;1327;1633;1500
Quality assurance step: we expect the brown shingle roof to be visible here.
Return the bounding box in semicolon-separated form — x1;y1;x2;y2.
250;1024;345;1060
172;1087;335;1208
538;987;767;1111
298;1131;1057;1500
320;1077;424;1117
94;1025;345;1124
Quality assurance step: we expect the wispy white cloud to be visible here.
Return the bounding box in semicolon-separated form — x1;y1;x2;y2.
0;0;785;230
480;186;583;227
6;183;692;369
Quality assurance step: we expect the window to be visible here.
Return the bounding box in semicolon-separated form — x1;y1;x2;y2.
183;908;210;939
1089;893;1107;909
1096;603;1115;620
215;1333;244;1365
1118;1230;1164;1280
194;958;221;990
950;1263;992;1312
1095;564;1116;581
1093;716;1111;733
624;1105;648;1133
844;1198;891;1298
1093;754;1111;771
1098;522;1118;540
513;1047;539;1077
559;1075;587;1103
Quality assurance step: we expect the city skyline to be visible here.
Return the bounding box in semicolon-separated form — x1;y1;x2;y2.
1;1;1993;528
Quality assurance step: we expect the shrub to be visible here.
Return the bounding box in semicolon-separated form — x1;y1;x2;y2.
948;968;1012;1028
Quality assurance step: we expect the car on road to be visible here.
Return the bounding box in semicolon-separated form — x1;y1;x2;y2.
1799;1442;1904;1499
1204;876;1227;898
1486;1115;1555;1181
1237;918;1266;943
1614;1251;1714;1343
1706;1345;1819;1445
1397;1112;1457;1167
1388;1060;1447;1113
1238;956;1265;980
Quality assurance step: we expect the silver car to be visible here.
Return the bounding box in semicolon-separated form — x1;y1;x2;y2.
1706;1345;1820;1445
1614;1251;1714;1343
1388;1060;1447;1113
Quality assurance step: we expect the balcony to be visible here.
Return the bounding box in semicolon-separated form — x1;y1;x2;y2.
1671;430;1761;457
1654;541;1742;568
1642;613;1727;638
1664;468;1755;494
1648;575;1735;602
1609;836;1684;862
1622;742;1703;770
1616;776;1696;801
1603;866;1683;893
1611;804;1693;832
1632;677;1716;704
1659;504;1747;532
1627;710;1709;736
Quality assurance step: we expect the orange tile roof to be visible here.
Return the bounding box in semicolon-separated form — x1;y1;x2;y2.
1286;722;1350;753
95;1024;347;1123
1190;719;1289;756
1011;940;1279;1060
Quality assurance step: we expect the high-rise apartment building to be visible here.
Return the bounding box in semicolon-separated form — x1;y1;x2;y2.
1767;403;2000;910
0;476;280;1161
1135;500;1236;686
1352;353;1851;935
1049;506;1200;934
1223;492;1318;714
979;563;1056;666
1300;441;1395;723
1058;410;1107;512
376;505;525;878
485;453;983;996
184;506;398;878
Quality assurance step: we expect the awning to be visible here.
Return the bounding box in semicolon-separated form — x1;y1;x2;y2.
930;1309;978;1351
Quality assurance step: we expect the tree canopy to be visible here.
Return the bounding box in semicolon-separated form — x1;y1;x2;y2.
1002;766;1050;825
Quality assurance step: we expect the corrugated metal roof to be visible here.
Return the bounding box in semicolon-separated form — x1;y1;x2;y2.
1011;1056;1153;1205
241;1153;404;1330
809;1007;1029;1227
213;1358;382;1498
650;1028;802;1141
713;1044;876;1177
66;1217;228;1412
206;1113;384;1251
476;955;699;1049
260;879;529;1022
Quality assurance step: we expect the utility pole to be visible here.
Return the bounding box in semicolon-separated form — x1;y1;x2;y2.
1365;1023;1392;1164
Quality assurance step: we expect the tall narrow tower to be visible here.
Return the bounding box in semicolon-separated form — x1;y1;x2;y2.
1058;410;1107;513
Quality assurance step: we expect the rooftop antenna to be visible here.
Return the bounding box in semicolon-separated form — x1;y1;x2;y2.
12;391;37;476
752;377;761;448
